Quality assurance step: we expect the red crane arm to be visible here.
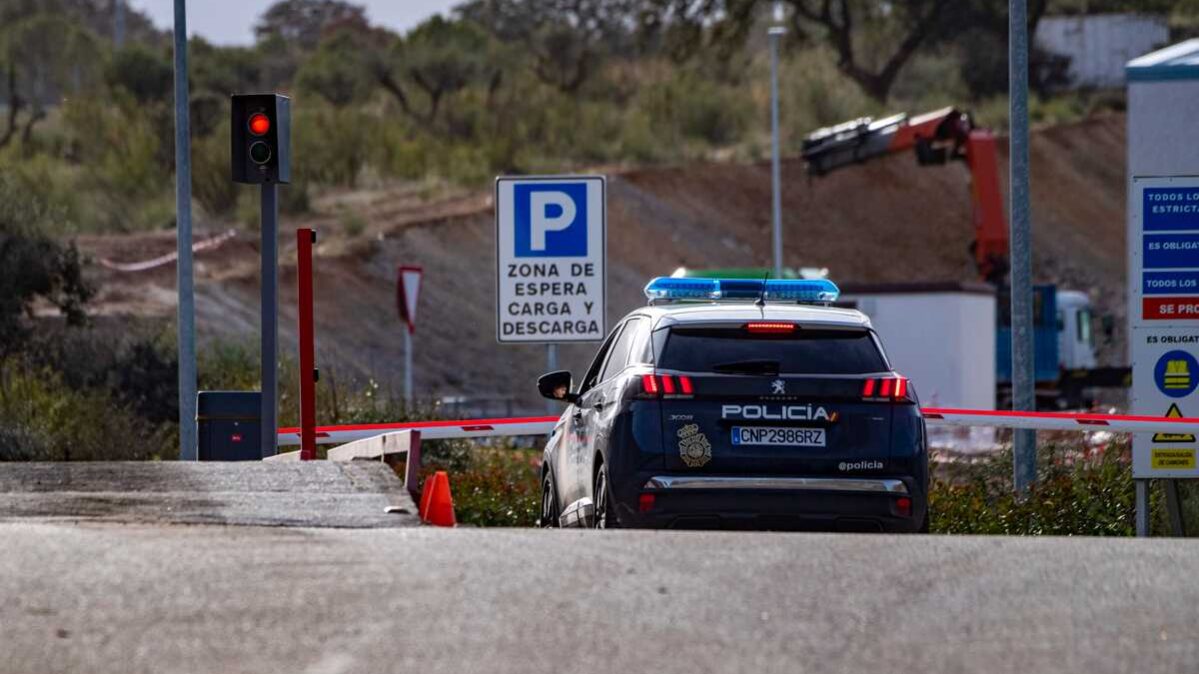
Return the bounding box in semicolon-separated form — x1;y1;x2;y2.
802;107;1009;283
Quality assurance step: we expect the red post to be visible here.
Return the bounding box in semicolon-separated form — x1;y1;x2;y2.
297;228;317;460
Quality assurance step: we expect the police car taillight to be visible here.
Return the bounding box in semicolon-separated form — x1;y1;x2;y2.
862;376;910;402
641;374;660;395
641;374;694;397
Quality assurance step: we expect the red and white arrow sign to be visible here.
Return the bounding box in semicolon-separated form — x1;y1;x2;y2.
397;265;423;334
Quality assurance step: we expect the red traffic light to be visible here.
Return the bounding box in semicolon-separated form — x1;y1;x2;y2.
248;113;271;136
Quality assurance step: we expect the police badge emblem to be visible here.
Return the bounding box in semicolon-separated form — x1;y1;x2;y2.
677;423;712;468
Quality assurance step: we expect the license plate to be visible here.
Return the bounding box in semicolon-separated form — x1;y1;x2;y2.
731;426;826;447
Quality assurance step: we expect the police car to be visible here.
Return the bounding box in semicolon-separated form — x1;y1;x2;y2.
537;277;929;532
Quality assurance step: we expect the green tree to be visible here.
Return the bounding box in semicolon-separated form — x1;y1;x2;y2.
457;0;642;94
0;13;103;149
376;16;497;127
254;0;368;50
106;44;172;104
295;26;379;106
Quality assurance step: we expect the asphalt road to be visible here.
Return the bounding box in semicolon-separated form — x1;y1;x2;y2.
3;523;1197;674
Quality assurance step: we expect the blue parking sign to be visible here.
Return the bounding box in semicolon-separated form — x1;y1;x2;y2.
514;183;588;258
496;175;607;343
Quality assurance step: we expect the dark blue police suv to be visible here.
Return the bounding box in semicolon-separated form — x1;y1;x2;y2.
537;277;928;532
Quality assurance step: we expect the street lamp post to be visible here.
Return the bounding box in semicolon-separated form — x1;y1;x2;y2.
173;0;197;460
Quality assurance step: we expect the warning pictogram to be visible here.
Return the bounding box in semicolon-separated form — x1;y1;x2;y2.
1152;403;1196;443
1154;350;1199;398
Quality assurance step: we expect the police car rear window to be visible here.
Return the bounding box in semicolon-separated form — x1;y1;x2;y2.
658;328;887;375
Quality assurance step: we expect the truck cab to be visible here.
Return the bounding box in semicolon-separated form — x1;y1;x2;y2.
1056;290;1097;371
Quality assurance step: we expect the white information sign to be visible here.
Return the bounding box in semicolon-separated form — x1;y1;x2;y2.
495;176;606;343
1131;176;1199;477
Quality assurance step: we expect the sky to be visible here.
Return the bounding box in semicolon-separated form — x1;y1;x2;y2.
128;0;460;44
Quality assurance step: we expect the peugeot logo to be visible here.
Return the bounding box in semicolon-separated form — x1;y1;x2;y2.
771;379;786;395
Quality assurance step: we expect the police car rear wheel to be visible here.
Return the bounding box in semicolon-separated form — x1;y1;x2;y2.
540;473;559;528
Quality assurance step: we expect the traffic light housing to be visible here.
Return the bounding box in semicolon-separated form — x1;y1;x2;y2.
231;94;291;185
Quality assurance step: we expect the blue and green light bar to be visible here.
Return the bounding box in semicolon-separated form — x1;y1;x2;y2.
644;277;840;303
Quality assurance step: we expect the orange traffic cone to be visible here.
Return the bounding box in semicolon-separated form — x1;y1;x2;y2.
424;471;457;527
419;473;437;521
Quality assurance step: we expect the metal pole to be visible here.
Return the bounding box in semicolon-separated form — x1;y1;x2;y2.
1136;479;1149;537
769;26;785;279
297;228;317;461
546;344;558;415
1164;479;1185;537
404;329;413;406
261;183;278;457
114;0;126;48
172;0;197;461
1009;0;1037;493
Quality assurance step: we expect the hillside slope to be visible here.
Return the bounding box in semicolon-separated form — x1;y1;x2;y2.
83;114;1128;414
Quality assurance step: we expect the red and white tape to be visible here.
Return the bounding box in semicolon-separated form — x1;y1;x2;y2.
277;407;1199;447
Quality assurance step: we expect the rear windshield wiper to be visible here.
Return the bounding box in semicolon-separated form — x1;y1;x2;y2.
712;359;781;375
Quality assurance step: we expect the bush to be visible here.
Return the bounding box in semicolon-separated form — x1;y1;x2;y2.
930;440;1145;536
193;120;240;219
293;105;375;187
0;177;91;356
0;365;175;461
781;48;880;147
423;446;541;527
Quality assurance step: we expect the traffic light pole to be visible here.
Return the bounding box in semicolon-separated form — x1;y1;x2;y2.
261;183;279;457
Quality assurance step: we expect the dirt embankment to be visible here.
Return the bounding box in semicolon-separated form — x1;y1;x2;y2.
81;114;1128;414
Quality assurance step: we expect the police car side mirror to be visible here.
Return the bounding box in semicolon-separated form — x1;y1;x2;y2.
538;370;578;404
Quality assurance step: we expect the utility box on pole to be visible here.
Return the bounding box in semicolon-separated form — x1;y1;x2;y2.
197;391;263;461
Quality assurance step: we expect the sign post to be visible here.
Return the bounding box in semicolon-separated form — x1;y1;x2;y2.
495;176;607;349
1009;0;1037;495
398;266;423;405
297;228;317;461
1130;176;1199;535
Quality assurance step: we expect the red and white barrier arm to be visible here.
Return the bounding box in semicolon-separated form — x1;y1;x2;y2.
277;416;559;447
920;407;1199;434
277;408;1199;447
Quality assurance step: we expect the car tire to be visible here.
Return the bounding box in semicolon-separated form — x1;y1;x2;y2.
593;461;619;529
540;472;559;528
919;509;930;534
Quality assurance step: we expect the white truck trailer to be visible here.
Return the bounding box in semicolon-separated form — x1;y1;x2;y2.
840;282;997;411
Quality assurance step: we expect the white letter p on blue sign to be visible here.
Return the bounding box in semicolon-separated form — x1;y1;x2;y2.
530;191;576;251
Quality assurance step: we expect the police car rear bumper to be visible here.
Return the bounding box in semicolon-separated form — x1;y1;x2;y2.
623;474;923;532
643;475;909;493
